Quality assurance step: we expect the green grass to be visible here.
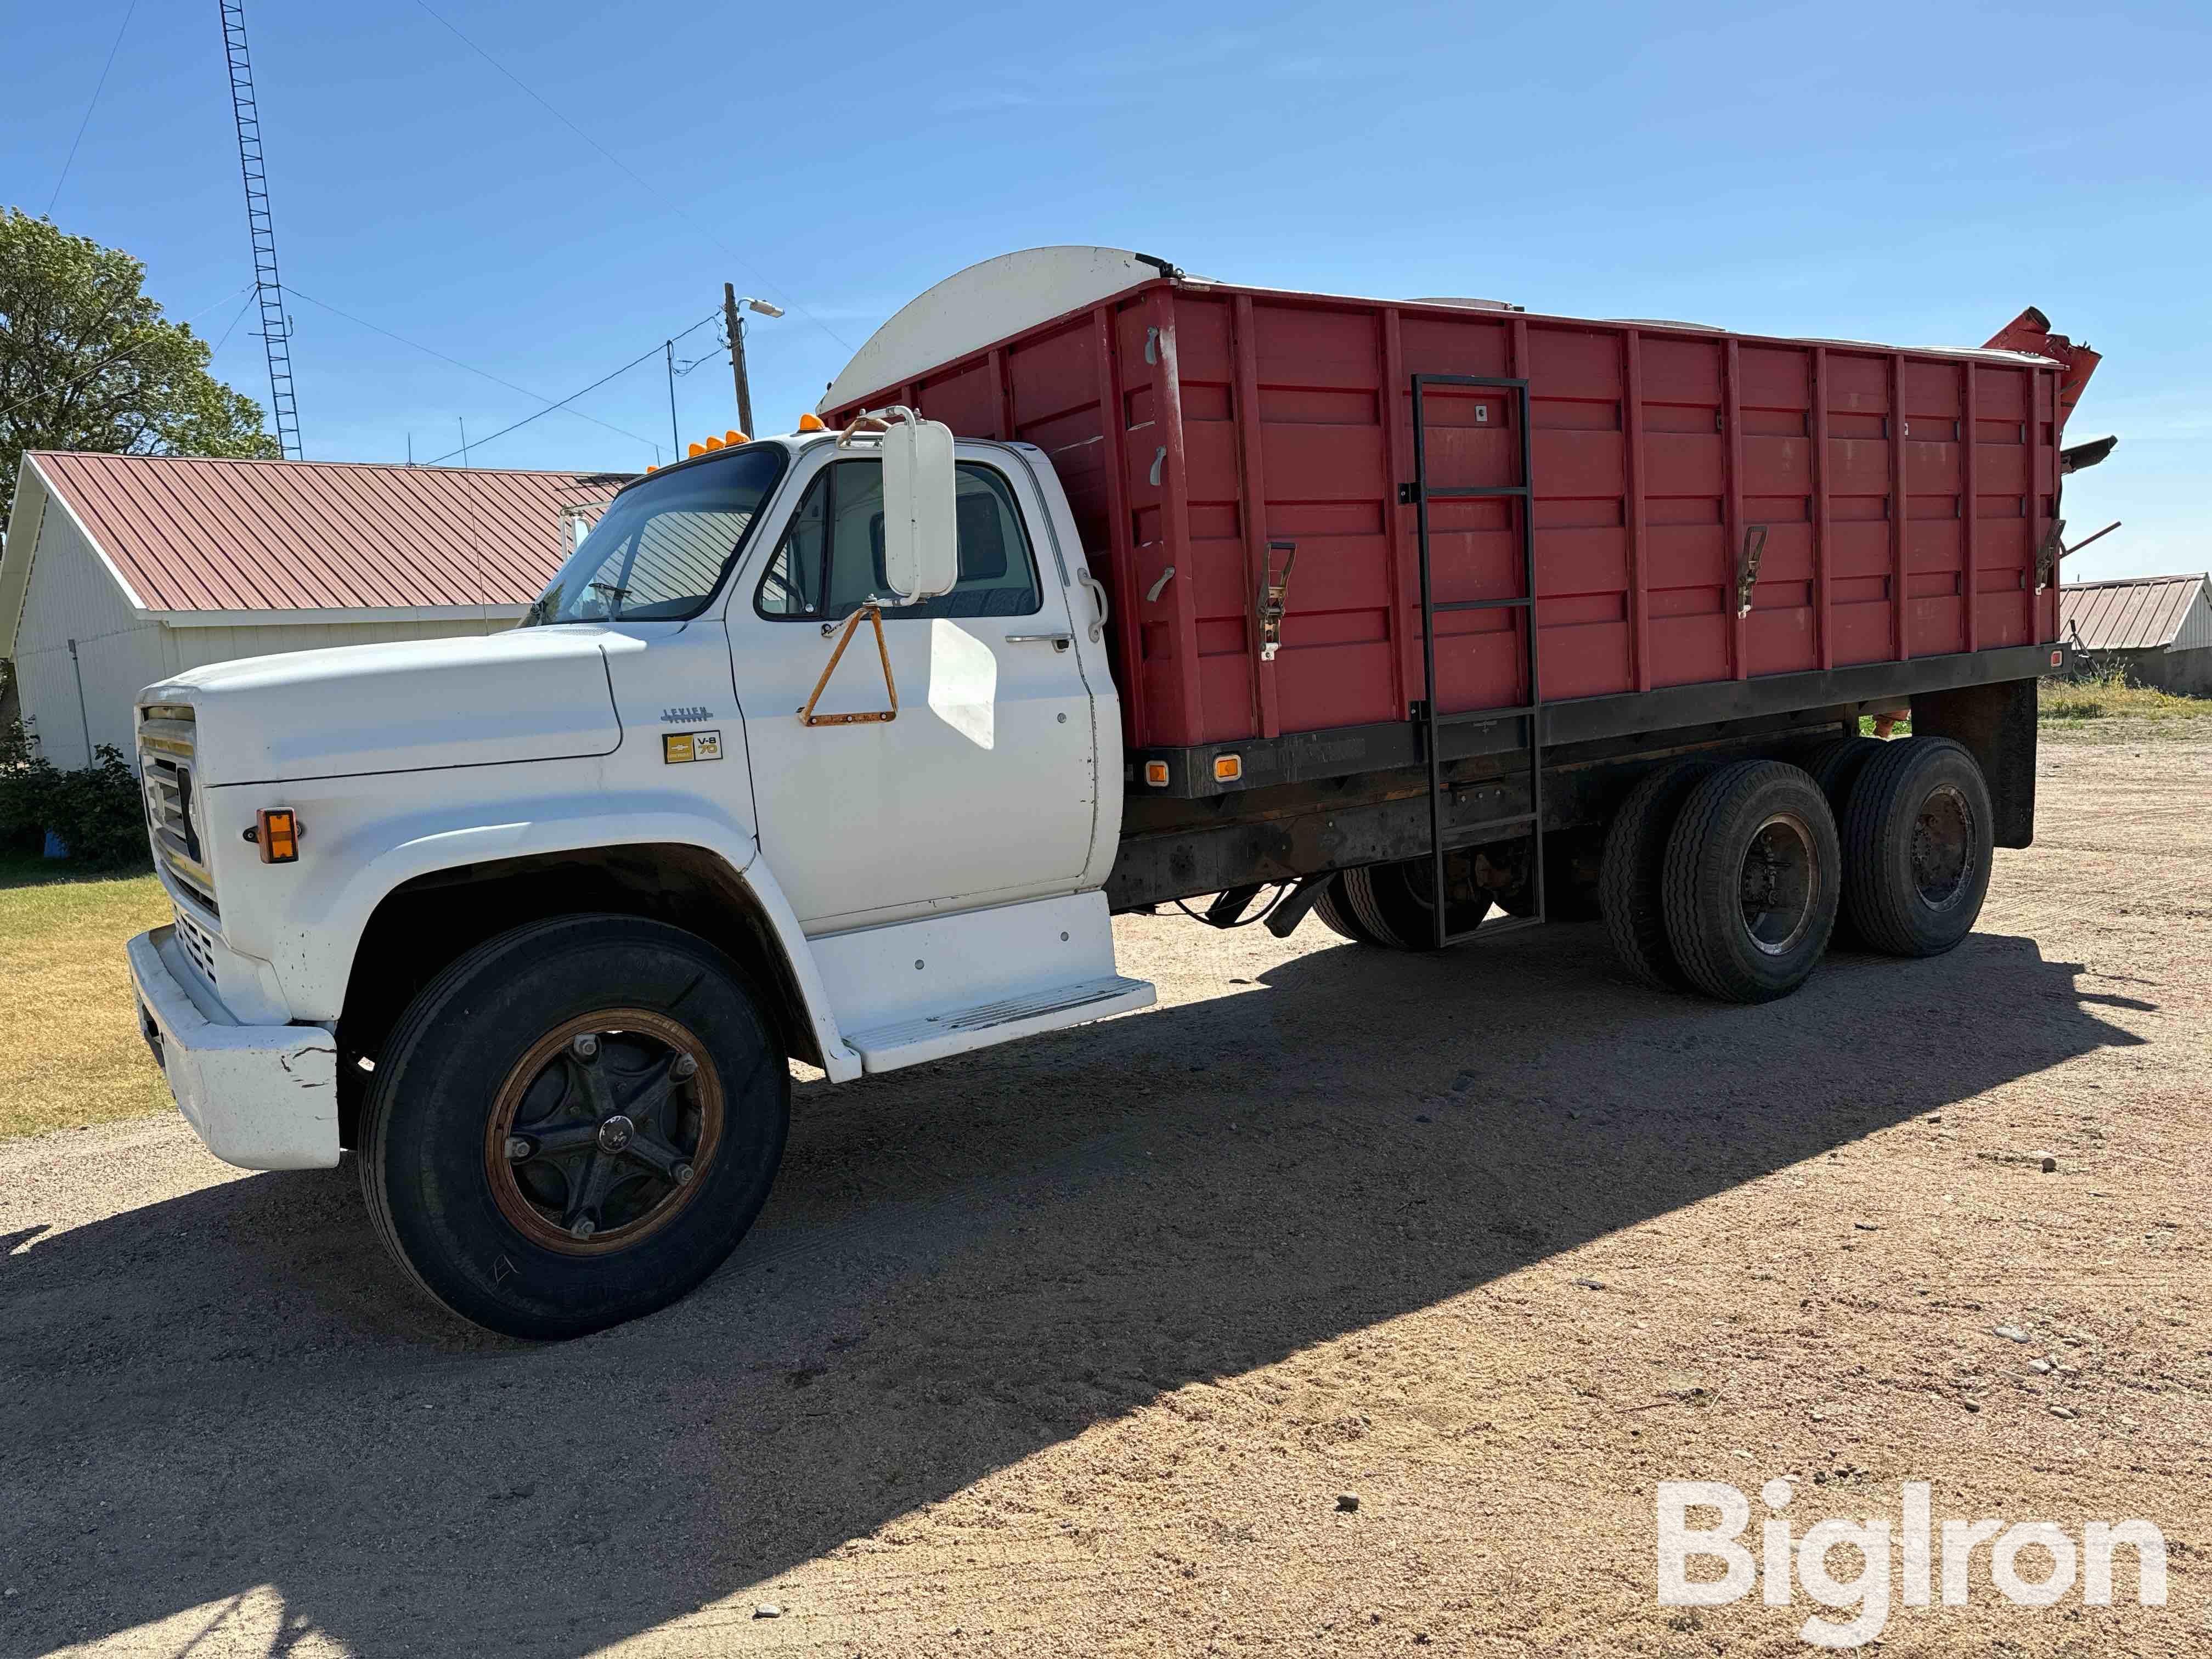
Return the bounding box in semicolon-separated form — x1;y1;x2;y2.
0;850;174;1142
1854;675;2211;743
2040;670;2212;731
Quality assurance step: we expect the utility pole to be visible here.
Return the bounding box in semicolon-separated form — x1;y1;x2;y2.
722;284;755;438
720;288;784;437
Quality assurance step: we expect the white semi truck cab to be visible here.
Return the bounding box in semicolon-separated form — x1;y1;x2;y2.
129;413;1158;1336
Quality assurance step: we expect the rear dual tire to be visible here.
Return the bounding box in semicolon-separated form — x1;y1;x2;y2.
1598;760;1717;990
1314;858;1493;950
1661;761;1841;1003
1840;737;1994;957
1596;737;1995;1002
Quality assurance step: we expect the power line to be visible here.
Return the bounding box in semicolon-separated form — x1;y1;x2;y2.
46;0;140;217
417;318;717;466
207;286;261;357
407;0;854;355
286;286;669;454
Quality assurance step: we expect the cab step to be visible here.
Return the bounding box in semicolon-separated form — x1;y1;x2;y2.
807;890;1155;1077
845;974;1155;1073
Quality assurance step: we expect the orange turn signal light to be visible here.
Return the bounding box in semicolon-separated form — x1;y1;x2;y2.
255;808;300;864
686;442;705;458
796;413;826;432
1143;760;1170;788
1212;754;1244;783
726;429;747;445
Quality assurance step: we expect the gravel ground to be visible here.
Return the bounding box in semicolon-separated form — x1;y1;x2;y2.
2;741;2205;1658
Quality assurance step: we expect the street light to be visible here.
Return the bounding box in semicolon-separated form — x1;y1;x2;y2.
722;287;784;434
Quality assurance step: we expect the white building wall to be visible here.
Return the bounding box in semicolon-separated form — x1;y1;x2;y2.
164;614;522;673
12;489;526;769
10;497;165;768
2170;584;2212;654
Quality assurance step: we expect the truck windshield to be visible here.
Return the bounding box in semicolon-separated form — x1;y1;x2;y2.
524;446;789;625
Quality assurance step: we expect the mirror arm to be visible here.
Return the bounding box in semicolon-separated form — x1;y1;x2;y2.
836;405;922;448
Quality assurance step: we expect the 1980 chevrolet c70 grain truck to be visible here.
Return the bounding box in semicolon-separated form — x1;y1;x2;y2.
125;247;2109;1337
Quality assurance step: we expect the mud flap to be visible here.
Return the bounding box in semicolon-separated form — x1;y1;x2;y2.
1910;678;2037;849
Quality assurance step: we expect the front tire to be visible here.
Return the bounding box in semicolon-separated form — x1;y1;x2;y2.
359;914;789;1340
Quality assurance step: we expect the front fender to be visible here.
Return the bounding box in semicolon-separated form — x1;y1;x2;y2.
241;791;862;1084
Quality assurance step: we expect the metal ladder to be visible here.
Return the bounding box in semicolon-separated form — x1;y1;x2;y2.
219;0;302;460
1404;374;1545;947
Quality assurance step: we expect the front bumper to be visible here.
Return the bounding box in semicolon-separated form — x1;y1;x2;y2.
127;927;340;1170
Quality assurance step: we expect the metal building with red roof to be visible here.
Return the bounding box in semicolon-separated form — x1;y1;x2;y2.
2059;571;2212;696
0;451;631;766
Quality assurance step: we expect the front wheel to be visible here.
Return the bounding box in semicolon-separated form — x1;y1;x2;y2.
358;915;789;1339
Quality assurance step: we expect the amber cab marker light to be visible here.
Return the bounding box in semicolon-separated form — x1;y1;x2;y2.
1213;754;1244;784
255;808;300;864
1143;760;1171;788
796;413;827;432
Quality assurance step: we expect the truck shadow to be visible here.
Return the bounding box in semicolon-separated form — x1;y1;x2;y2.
0;923;2149;1655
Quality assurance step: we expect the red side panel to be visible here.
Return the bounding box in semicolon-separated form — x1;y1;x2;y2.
1738;344;1818;678
826;283;2066;753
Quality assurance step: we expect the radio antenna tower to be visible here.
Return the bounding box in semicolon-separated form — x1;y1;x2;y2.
218;1;302;459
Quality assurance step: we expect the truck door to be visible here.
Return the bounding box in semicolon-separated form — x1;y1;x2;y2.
733;448;1099;929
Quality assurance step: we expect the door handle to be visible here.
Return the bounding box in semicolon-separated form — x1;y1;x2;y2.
1006;633;1074;650
1077;571;1109;642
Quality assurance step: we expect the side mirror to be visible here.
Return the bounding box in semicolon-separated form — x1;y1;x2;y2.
878;416;958;603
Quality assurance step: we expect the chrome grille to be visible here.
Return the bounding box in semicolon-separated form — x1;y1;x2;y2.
139;704;218;915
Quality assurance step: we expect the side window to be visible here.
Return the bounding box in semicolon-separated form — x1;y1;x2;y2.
756;471;828;617
924;466;1043;619
756;460;1042;621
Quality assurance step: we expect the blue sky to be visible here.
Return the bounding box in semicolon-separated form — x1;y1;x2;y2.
7;0;2205;580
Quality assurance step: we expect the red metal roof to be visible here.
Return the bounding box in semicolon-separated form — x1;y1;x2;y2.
2061;573;2211;652
30;451;635;613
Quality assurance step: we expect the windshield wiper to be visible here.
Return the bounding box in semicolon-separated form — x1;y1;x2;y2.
588;580;630;618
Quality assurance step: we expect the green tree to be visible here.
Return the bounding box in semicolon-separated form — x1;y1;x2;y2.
0;208;279;507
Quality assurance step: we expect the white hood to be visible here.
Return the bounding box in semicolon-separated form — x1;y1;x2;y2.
144;627;639;786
